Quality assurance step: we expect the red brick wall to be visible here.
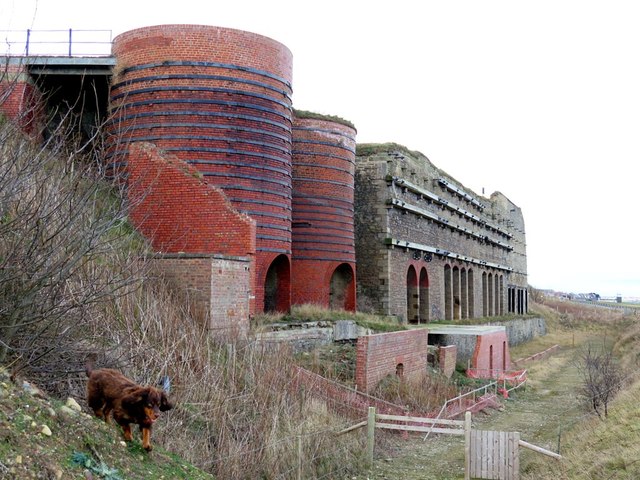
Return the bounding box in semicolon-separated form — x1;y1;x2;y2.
291;116;357;310
471;330;511;375
110;24;293;312
125;142;257;315
0;63;42;134
355;329;429;393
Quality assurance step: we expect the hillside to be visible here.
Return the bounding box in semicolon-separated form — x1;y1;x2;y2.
0;367;213;479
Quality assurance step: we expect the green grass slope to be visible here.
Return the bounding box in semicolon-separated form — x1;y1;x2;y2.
0;367;213;480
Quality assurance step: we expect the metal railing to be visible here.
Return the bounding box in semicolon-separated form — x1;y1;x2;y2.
423;369;527;440
1;29;113;57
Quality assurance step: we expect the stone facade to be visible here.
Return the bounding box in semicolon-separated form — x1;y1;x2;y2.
355;144;528;323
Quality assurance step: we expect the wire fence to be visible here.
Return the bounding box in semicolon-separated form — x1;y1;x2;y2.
0;29;113;57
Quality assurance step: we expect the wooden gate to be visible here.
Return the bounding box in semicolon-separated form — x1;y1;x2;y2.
469;430;520;480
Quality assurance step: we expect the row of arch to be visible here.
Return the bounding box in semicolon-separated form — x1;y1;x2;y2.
406;264;517;322
445;265;475;320
264;255;355;312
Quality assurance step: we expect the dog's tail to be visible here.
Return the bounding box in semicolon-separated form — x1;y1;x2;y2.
85;353;97;377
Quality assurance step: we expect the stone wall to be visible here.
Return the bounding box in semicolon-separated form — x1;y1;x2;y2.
152;254;252;335
355;144;528;323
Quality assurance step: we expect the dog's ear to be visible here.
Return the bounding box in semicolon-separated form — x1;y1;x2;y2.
121;390;145;409
160;391;174;412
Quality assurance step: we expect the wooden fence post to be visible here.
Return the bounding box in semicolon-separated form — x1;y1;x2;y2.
464;411;471;480
367;406;376;466
297;435;302;480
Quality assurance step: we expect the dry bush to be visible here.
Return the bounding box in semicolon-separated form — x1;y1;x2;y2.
372;370;459;415
0;106;144;388
101;279;367;479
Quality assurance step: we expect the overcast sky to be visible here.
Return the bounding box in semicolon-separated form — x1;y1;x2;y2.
2;0;639;298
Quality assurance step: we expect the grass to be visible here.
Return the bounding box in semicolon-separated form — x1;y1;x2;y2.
253;303;406;333
0;367;212;479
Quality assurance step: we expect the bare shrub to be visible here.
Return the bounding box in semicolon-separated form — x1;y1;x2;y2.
372;371;459;415
577;343;622;418
0;106;143;385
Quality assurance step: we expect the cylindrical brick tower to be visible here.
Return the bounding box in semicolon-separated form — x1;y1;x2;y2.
109;25;293;313
291;112;357;311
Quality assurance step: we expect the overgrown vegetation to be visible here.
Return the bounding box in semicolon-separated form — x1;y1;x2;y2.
0;96;368;477
293;108;356;130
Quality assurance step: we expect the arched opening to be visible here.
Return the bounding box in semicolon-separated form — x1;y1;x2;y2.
502;341;507;370
487;273;494;316
419;267;429;323
396;363;404;378
482;271;488;317
453;266;461;320
489;344;494;373
329;263;355;311
407;265;419;323
494;274;500;316
444;265;452;320
461;268;468;319
499;275;504;315
468;269;475;318
263;254;291;313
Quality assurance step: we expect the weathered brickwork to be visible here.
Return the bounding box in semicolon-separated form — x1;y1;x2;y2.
438;345;457;378
151;254;251;335
355;145;528;323
291;115;357;310
125;142;257;322
355;329;428;393
109;25;294;313
0;61;42;133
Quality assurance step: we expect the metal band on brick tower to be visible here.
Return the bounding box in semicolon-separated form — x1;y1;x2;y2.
291;113;357;311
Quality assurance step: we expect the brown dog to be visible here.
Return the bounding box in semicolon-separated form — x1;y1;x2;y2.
86;363;173;451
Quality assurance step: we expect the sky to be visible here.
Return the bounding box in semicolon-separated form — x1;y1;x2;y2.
1;0;639;298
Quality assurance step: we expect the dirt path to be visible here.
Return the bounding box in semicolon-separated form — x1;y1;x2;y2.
353;344;587;480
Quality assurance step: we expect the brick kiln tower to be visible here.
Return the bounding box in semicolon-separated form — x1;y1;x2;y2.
109;25;294;314
291;114;357;311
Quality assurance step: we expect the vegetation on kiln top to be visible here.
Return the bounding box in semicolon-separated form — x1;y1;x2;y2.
356;142;426;158
293;109;356;130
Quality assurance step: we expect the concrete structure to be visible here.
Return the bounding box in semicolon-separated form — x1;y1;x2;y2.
355;144;528;323
428;325;512;376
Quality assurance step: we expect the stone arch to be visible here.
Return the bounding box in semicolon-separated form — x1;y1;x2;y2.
468;269;475;318
419;267;429;323
453;266;461;320
482;271;488;317
444;264;452;320
264;254;291;313
461;268;468;319
329;263;355;311
407;265;419;323
487;272;494;316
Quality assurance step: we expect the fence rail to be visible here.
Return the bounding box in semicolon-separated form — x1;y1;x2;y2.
1;29;113;57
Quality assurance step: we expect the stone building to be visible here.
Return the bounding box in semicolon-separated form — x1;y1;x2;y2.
355;144;528;323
